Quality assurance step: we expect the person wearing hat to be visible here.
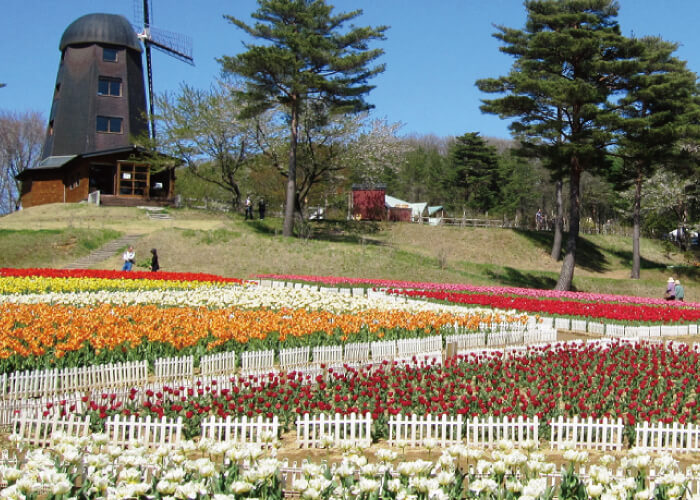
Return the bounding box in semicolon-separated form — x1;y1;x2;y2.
665;277;676;300
674;280;685;302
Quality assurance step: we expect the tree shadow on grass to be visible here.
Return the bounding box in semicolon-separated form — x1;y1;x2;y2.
607;248;669;271
485;267;566;291
310;221;386;245
514;229;609;273
246;220;277;236
245;218;387;245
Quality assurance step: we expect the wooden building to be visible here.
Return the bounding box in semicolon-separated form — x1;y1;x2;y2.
19;13;176;208
18;146;175;208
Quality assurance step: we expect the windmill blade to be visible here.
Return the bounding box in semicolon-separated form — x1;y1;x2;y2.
131;0;194;139
141;27;194;65
133;0;149;29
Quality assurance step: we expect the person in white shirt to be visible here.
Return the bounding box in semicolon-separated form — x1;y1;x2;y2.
122;246;135;271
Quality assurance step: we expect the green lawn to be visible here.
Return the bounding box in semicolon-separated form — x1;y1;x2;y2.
0;203;697;300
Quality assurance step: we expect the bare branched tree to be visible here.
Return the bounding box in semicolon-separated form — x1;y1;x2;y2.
150;82;257;209
255;107;406;216
0;110;44;213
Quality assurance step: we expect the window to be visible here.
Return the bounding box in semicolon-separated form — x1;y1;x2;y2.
117;162;150;196
98;77;121;96
96;116;123;134
103;47;118;62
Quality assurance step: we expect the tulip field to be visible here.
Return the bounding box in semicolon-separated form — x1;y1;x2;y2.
1;268;700;499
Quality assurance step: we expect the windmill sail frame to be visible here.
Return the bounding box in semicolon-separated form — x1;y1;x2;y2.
133;0;194;138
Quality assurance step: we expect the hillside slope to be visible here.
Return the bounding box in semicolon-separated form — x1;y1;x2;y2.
0;203;697;300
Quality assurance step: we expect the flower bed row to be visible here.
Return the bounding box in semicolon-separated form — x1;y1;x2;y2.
0;275;221;295
385;289;700;324
257;273;700;309
55;341;700;442
0;267;244;284
1;432;694;500
0;279;501;318
0;301;511;373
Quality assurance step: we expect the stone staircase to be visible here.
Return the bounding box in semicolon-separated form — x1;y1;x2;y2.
144;207;173;220
63;234;144;270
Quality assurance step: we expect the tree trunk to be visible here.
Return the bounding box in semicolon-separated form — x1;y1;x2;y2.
550;179;564;260
283;100;299;237
555;166;581;291
631;168;642;279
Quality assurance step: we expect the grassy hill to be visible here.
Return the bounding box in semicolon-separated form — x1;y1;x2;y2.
0;203;698;300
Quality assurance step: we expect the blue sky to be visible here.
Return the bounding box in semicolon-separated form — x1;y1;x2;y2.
2;1;700;139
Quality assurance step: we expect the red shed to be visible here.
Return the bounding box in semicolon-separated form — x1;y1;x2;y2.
388;207;412;222
351;184;386;221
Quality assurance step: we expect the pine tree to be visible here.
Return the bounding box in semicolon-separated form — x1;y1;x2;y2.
446;132;501;213
219;0;387;237
476;0;631;290
611;37;700;278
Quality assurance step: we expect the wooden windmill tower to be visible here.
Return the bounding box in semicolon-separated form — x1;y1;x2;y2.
132;0;194;138
24;3;193;209
41;1;193;159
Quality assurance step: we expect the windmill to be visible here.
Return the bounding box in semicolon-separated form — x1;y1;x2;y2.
132;0;194;138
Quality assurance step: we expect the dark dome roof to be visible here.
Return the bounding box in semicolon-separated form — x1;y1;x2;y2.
60;13;142;52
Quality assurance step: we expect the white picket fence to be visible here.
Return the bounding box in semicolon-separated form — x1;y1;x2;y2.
635;421;700;453
371;340;396;362
6;369;58;399
420;336;444;362
61;361;147;393
554;318;570;331
396;338;421;360
449;329;556;357
570;319;587;333
313;345;343;366
279;346;310;370
104;414;183;448
487;330;531;347
343;342;370;364
200;415;279;447
3;361;148;399
241;350;275;374
296;413;372;448
154;356;194;383
550;415;624;451
465;416;539;448
523;329;557;344
12;412;91;447
388;413;463;447
394;337;442;363
199;351;237;377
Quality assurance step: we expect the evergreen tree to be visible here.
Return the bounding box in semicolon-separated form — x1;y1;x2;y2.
446;132;501;213
610;37;700;278
497;148;543;224
477;0;631;290
219;0;387;237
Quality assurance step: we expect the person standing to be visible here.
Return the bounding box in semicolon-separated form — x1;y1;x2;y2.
122;246;135;272
665;277;676;300
245;196;253;220
535;209;543;230
258;197;266;220
150;248;160;272
674;280;685;302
